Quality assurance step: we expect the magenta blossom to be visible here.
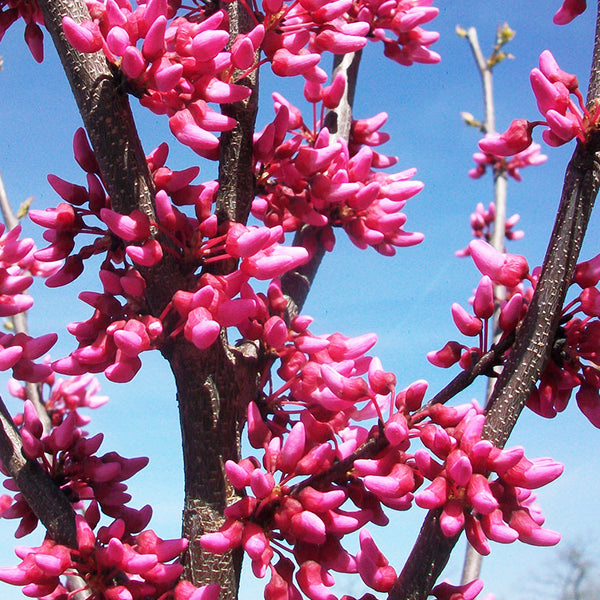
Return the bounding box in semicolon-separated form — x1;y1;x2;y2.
554;0;587;24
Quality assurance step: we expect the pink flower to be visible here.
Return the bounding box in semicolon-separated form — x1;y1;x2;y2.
241;244;309;280
468;240;529;288
355;530;396;592
478;120;534;157
100;209;151;242
62;16;104;53
553;0;587;24
296;561;336;600
432;579;484;600
272;48;322;77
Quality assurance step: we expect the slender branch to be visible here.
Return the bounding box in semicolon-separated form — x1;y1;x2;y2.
281;51;362;319
0;396;77;547
35;0;154;218
0;175;92;600
483;138;600;442
465;27;495;135
461;25;508;585
390;5;600;598
215;1;259;228
323;51;362;143
0;171;19;231
36;0;183;315
411;332;514;424
288;433;388;496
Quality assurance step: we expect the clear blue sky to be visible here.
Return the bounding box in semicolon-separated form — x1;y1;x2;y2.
0;2;599;599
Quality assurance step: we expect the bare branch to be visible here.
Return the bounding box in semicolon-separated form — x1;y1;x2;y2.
465;27;495;135
461;25;510;583
0;170;19;231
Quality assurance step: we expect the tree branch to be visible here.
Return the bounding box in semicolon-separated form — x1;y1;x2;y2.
35;0;154;217
465;27;495;135
0;396;77;547
390;5;600;598
461;25;508;585
410;332;514;425
281;51;361;319
215;2;259;228
36;0;183;315
166;3;262;598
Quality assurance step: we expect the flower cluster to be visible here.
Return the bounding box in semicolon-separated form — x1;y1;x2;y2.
0;517;194;600
0;372;209;600
29;129;201;285
468;142;547;181
429;240;530;369
415;409;562;553
529;50;591;147
0;224;55;315
167;236;308;351
198;320;422;599
253;87;424;256
526;251;600;427
479;50;599;155
29;129;311;381
64;0;254;159
455;202;524;256
2;398;152;537
196;298;563;600
0;223;63;383
57;0;439;159
437;214;600;432
8;371;109;426
261;0;440;78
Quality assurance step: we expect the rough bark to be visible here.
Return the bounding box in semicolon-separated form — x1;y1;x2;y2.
37;0;183;315
162;336;262;598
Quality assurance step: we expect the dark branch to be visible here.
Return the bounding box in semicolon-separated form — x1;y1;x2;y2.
281;51;362;319
389;5;600;598
0;397;77;547
411;332;515;424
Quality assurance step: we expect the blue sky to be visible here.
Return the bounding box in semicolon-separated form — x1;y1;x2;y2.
1;2;600;599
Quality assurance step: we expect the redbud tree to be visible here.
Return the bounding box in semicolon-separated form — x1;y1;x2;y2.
0;1;598;600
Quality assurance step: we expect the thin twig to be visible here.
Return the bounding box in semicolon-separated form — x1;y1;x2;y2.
411;332;514;424
465;27;495;135
461;25;508;585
